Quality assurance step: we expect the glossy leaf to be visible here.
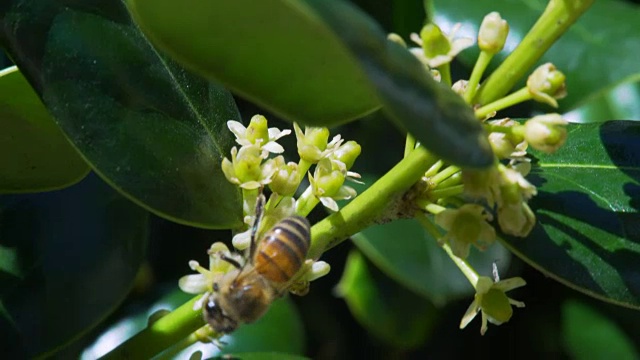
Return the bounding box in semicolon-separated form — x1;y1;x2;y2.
83;291;305;359
352;218;511;307
127;0;494;168
0;66;89;193
126;0;380;127
432;0;640;113
562;300;638;360
0;173;148;358
565;79;640;123
309;0;494;168
335;249;437;349
500;121;640;308
0;0;242;228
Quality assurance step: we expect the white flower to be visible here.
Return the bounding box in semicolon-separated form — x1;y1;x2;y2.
178;242;243;310
309;158;358;212
227;116;291;154
460;275;526;335
221;145;277;190
410;23;473;68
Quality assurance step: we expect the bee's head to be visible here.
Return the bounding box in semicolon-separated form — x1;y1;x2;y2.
203;292;238;334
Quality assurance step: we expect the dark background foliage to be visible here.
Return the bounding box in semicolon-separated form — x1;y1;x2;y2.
2;0;640;359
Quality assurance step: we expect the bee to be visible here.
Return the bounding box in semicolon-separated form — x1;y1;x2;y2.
203;195;311;334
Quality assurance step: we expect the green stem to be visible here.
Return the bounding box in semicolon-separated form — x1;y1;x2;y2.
430;185;464;199
404;134;416;158
433;171;462;189
484;123;516;135
415;212;479;287
295;185;320;216
242;188;259;218
475;87;530;119
308;146;438;259
463;51;493;104
298;158;313;183
438;62;452;87
474;0;594;105
430;165;460;186
101;297;203;360
155;325;212;360
424;160;444;177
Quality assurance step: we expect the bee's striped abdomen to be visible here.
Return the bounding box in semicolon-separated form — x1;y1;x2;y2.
255;216;310;283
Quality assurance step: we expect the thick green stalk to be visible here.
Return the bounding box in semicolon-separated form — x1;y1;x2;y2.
474;0;594;105
308;146;437;259
101;297;202;359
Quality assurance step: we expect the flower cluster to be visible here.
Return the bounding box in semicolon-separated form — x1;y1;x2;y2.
180;115;361;318
400;11;569;334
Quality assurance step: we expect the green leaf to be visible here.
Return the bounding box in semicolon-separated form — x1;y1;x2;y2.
0;66;89;193
432;0;640;113
0;174;148;358
126;0;380;127
353;218;511;306
83;292;305;359
562;300;638;360
565;79;640;123
500;121;640;308
127;0;493;168
335;249;437;349
0;0;242;228
309;0;494;168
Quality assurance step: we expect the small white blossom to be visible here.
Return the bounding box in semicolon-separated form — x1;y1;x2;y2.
227;116;291;154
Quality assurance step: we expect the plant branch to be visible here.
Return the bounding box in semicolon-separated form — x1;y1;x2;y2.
308;146;437;259
100;297;202;360
474;0;594;105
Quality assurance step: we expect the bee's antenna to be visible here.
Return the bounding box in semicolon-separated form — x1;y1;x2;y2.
249;192;266;263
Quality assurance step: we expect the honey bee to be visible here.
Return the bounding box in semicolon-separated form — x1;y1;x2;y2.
203;196;311;334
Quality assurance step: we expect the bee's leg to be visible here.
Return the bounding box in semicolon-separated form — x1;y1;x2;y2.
219;254;243;269
249;192;266;263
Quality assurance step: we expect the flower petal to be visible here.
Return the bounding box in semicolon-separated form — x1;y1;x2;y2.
459;299;480;329
262;141;285;154
232;229;252;250
320;196;339;212
227;120;247;139
179;274;210;294
494;277;527;292
268;127;291;140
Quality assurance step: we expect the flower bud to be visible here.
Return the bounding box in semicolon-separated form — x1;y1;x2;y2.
527;63;567;107
245;115;270;145
478;12;509;55
233;145;264;185
312;159;346;197
435;204;495;259
452;80;469;96
523;114;568;154
497;200;536;237
487;119;527;160
294;123;330;163
420;23;451;59
330;141;361;170
430;69;442;82
268;156;300;196
387;33;407;48
462;168;500;206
